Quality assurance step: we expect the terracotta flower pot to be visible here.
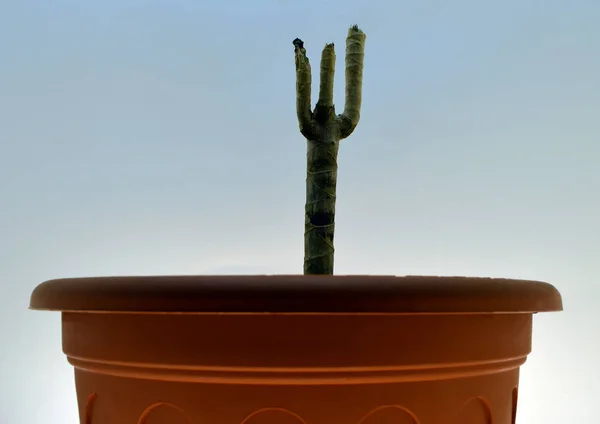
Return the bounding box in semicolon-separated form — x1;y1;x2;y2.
30;275;561;424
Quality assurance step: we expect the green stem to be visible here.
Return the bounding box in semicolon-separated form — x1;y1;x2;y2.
304;136;340;275
340;25;366;139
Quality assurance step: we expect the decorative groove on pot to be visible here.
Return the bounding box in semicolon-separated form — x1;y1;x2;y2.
73;363;521;424
66;354;527;385
511;387;518;424
136;402;194;424
85;392;97;424
358;405;420;424
240;408;307;424
453;397;493;424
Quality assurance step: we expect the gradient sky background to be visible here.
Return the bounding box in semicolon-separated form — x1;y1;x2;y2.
1;0;598;422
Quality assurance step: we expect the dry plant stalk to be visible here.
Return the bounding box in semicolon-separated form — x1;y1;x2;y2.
294;25;366;275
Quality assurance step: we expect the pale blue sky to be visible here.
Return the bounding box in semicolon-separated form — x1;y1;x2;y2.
1;1;599;423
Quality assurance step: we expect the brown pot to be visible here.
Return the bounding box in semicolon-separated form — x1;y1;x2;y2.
30;275;561;424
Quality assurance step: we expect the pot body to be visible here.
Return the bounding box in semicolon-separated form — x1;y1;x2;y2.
64;311;530;424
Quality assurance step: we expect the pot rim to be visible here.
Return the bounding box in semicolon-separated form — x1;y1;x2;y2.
29;275;562;314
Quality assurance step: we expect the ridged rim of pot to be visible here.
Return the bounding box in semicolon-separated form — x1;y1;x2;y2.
29;275;562;313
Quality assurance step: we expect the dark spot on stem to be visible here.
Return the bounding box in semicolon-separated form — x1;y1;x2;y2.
310;212;333;227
